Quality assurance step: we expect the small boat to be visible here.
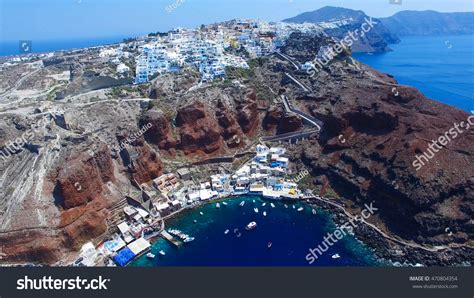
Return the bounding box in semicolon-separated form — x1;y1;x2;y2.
254;207;259;213
253;199;256;203
331;253;341;259
267;241;272;249
239;201;245;207
262;203;266;207
199;212;204;216
224;229;230;234
284;204;288;208
312;209;317;215
245;221;257;230
159;250;166;256
184;237;195;243
146;252;155;259
263;211;267;217
222;201;228;206
292;205;296;209
297;207;304;212
216;203;220;208
193;219;197;223
270;203;275;208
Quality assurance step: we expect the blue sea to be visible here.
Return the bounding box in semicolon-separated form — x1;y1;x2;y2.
354;35;474;112
131;196;380;266
0;36;127;57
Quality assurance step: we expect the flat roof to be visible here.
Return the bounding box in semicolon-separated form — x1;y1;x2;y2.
127;237;151;255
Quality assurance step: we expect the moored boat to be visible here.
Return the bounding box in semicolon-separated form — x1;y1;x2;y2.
297;207;304;212
224;229;229;234
146;252;155;259
159;250;166;256
331;253;340;259
216;203;220;208
254;207;259;213
245;221;257;230
267;241;272;248
270;203;275;208
239;201;245;207
263;211;267;217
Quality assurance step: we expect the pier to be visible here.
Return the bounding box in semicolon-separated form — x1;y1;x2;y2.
161;230;182;247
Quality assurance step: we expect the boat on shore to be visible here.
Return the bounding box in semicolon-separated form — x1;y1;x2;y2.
254;207;259;213
245;221;257;230
184;236;195;243
222;201;228;206
312;209;317;215
199;211;204;216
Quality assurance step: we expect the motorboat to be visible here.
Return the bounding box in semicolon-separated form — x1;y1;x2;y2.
267;241;272;249
270;203;275;208
146;253;155;259
262;203;266;207
254;207;259;213
193;219;197;223
332;254;341;259
245;221;257;230
184;237;195;243
222;201;228;206
297;207;304;212
216;203;220;208
263;211;267;217
239;201;245;207
224;229;230;234
159;250;166;256
253;199;256;203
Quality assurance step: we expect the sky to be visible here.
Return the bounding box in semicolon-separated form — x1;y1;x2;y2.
0;0;473;41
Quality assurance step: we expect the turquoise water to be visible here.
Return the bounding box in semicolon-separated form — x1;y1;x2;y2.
354;35;474;112
131;196;380;266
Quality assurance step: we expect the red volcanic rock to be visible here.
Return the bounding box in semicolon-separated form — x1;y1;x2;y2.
129;143;163;184
56;145;114;209
0;232;62;263
176;101;224;155
263;106;304;134
216;100;244;146
236;90;260;135
140;110;177;150
62;210;107;249
302;73;474;245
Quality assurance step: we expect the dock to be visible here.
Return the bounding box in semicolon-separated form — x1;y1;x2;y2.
161;230;182;247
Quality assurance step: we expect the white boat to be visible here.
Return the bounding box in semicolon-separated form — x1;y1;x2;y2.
253;199;256;203
292;205;296;209
254;207;259;213
146;253;155;259
193;219;197;223
331;253;341;259
199;212;204;216
224;229;230;234
159;250;166;256
267;241;272;248
312;209;317;215
222;202;228;206
262;203;266;207
263;211;267;217
239;201;245;207
284;204;288;208
245;221;257;230
184;237;195;243
297;207;304;212
270;203;275;208
216;203;220;208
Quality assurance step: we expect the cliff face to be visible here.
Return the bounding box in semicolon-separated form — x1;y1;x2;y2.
140;110;177;151
283;6;400;53
297;65;474;245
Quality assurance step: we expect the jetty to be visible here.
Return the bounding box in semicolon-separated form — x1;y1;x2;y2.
161;230;182;247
